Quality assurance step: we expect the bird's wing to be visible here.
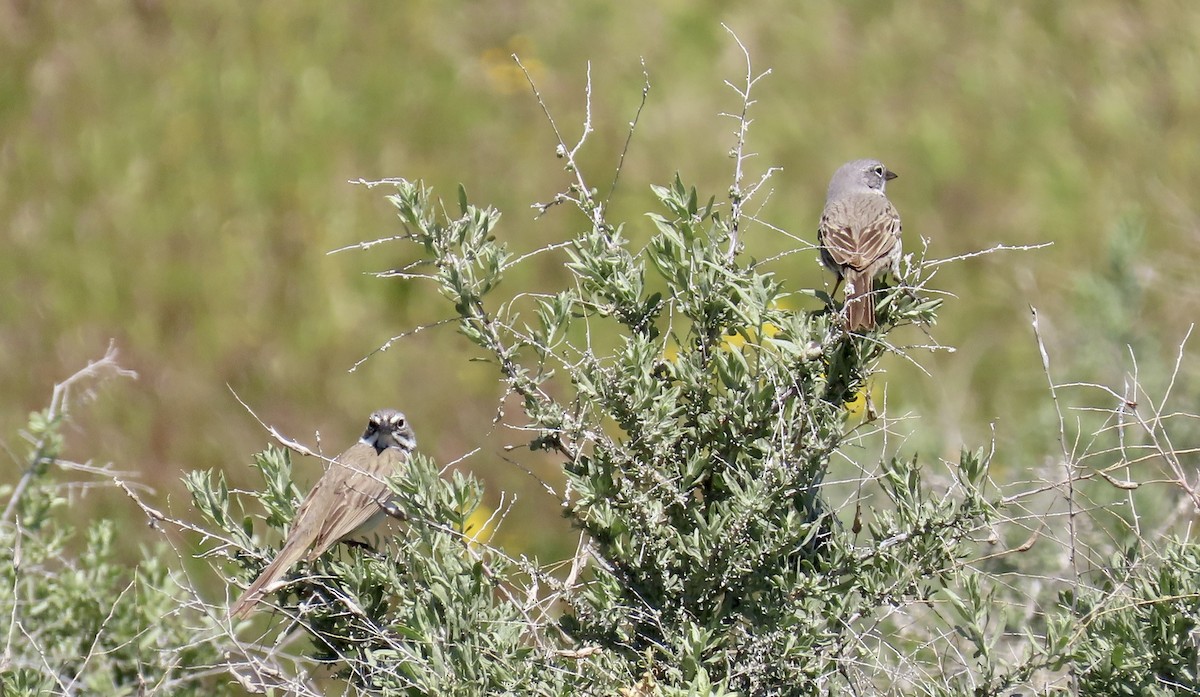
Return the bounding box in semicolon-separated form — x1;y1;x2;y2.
819;195;901;271
227;454;344;618
306;445;406;556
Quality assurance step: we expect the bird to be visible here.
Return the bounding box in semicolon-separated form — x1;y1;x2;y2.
228;408;416;619
817;159;903;331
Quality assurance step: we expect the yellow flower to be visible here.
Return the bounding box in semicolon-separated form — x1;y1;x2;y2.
721;322;780;350
843;381;876;421
463;504;496;547
660;322;781;362
481;36;543;94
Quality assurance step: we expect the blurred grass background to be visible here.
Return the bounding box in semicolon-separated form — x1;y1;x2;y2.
3;1;1198;562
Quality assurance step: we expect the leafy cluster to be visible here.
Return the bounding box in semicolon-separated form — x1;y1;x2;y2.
373;174;982;694
195;445;623;694
1;403;228;697
1069;540;1200;694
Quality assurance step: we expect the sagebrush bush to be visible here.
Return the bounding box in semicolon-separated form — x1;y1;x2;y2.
6;51;1199;697
0;347;232;697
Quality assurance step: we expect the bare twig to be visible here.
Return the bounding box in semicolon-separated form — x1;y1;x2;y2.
226;386;322;461
720;24;775;261
924;242;1053;268
348;317;458;373
2;341;137;525
606;58;650;206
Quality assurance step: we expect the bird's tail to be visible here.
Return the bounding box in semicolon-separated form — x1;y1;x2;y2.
845;270;876;331
227;541;308;620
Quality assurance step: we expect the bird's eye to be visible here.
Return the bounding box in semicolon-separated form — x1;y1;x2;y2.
873;165;885;177
396;417;406;427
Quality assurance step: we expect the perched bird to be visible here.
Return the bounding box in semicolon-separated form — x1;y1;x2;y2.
817;159;903;331
228;408;416;619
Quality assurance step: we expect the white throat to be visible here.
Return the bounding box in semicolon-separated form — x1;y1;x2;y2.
360;431;415;453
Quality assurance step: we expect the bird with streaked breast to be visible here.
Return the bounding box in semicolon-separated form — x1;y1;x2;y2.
817;158;903;332
228;408;415;619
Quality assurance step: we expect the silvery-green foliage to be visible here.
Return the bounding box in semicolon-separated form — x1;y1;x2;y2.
1;405;230;696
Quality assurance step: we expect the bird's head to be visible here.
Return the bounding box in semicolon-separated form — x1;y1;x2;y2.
361;409;416;454
828;158;897;198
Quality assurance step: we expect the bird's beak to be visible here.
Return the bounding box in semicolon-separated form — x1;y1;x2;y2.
884;169;898;181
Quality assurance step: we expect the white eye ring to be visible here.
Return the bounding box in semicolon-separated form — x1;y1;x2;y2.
873;166;885;177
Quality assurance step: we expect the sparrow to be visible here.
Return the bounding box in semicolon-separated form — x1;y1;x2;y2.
228;408;415;619
817;159;903;331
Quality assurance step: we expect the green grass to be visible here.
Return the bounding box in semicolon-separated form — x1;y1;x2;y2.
3;2;1198;562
